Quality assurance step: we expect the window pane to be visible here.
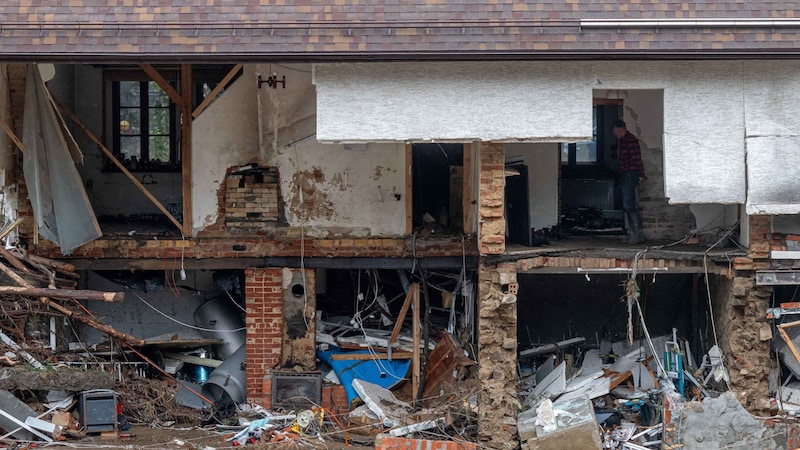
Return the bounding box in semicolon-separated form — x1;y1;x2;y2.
148;82;170;107
575;141;597;163
149;136;171;162
149;108;170;135
119;82;140;107
120;108;140;136
120;136;141;160
561;143;570;163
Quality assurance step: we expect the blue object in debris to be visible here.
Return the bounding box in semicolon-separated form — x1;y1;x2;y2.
316;347;411;406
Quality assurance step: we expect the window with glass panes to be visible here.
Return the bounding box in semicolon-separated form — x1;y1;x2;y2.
113;81;176;166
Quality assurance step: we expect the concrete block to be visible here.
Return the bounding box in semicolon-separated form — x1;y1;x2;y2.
524;395;602;450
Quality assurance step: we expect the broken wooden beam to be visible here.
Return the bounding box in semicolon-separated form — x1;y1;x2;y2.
23;254;78;278
330;352;414;361
0;286;123;302
0;260;144;346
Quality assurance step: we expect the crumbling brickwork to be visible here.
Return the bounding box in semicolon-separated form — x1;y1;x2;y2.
477;262;518;448
224;167;281;227
710;215;773;412
478;142;505;255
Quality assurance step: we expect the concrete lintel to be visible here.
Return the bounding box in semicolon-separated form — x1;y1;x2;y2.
756;270;800;286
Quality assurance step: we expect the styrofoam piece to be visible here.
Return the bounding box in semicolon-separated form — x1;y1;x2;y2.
532;361;566;399
352;379;410;427
24;416;57;434
559;377;610;401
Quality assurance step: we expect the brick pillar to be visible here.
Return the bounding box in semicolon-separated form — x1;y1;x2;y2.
478;142;505;255
477;262;518;448
245;268;283;406
710;214;773;412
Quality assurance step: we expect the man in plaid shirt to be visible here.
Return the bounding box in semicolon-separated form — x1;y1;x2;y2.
612;119;646;244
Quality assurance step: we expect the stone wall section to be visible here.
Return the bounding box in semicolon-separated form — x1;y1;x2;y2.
477;262;518;448
478;142;505;255
712;215;773;412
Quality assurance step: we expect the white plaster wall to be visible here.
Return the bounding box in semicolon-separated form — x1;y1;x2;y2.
314;62;593;142
505;143;559;231
315;61;756;206
743;60;800;215
274;141;406;236
251;63;408;236
192;65;259;235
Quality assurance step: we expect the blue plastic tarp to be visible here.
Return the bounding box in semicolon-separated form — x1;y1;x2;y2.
317;347;411;406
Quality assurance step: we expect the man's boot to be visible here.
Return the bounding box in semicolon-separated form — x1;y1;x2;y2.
627;212;645;244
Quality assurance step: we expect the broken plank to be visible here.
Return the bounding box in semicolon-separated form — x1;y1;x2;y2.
330;352;414;361
389;284;417;346
0;286;124;302
162;352;222;368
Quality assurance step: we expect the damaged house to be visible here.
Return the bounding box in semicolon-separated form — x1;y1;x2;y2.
0;1;799;448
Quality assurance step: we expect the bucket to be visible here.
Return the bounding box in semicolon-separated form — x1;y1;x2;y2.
193;296;246;359
201;344;246;406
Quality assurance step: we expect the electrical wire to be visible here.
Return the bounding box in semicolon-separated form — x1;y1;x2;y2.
132;292;245;333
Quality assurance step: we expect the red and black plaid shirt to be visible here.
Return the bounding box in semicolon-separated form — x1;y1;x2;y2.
618;131;645;177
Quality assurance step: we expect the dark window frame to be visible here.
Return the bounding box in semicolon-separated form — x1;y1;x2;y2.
112;80;179;168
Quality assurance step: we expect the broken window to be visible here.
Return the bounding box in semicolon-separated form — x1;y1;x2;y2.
411;143;465;235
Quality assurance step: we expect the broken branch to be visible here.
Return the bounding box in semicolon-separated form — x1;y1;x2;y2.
0;286;124;302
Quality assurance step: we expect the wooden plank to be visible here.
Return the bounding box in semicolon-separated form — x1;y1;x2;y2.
330;352;414;361
0;120;25;153
779;327;800;369
405;143;413;235
180;64;193;236
192;64;242;118
51;96;183;232
412;283;420;401
389;283;417;346
462;143;472;234
138;64;184;107
162;351;223;368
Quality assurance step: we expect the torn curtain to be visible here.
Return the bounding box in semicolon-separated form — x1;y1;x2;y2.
22;65;101;254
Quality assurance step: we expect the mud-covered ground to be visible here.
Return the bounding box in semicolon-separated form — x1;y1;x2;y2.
18;424;374;449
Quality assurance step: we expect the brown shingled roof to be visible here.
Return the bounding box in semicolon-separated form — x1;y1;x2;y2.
1;1;800;61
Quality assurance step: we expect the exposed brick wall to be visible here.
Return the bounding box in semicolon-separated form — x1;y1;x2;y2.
321;384;349;415
708;215;773;413
33;235;478;261
225;166;281;227
478;142;505;255
375;435;477;450
477;262;517;448
245;267;283;405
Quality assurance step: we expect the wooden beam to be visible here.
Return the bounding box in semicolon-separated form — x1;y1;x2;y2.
390;283;417;346
181;64;193;236
330;352;414;361
162;351;223;368
0;120;24;153
192;64;242;119
412;282;421;401
0;285;124;302
51;96;183;232
138;64;185;107
405;143;413;235
462;143;473;234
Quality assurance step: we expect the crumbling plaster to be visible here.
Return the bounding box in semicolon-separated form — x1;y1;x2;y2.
191;65;259;235
252;64;407;236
